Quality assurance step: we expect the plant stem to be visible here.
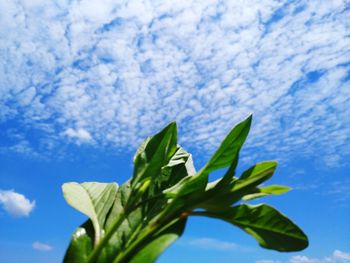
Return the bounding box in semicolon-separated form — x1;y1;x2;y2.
112;209;185;263
87;211;126;263
112;221;159;263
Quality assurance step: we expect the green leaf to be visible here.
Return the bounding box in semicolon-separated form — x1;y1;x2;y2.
63;220;94;263
63;118;309;263
242;185;291;201
163;173;207;198
129;219;187;263
97;182;137;262
204;204;308;252
162;149;207;199
86;148;194;262
199;162;277;210
150;147;196;197
233;161;278;191
132;122;178;189
201;115;252;174
62;182;118;244
182;116;251;202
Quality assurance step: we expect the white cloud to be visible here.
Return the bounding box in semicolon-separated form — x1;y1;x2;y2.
0;0;349;172
256;250;350;263
333;250;350;261
0;190;35;217
64;128;93;142
187;237;238;251
183;237;253;253
259;250;350;263
32;241;53;251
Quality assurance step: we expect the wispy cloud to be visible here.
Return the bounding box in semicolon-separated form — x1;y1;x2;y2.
0;0;349;168
325;179;350;206
187;237;238;251
64;128;93;142
181;237;252;252
257;250;350;263
32;241;53;252
0;190;35;217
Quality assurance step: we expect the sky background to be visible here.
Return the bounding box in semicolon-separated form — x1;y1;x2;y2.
0;0;349;262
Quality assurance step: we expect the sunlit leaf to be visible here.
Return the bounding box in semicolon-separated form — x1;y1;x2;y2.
242;185;290;201
62;182;118;244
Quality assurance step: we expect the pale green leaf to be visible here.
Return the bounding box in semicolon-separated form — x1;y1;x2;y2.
62;182;118;244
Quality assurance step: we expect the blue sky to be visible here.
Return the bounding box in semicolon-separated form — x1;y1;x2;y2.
0;0;349;262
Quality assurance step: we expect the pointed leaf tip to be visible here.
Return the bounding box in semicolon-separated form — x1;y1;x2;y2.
204;204;308;252
202;114;253;174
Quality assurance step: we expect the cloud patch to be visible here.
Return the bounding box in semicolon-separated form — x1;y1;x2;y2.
64;128;93;142
257;250;350;263
187;237;238;251
182;237;252;253
0;0;349;169
0;189;35;217
32;241;53;252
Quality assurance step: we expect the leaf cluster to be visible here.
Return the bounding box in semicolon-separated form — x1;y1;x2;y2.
62;115;308;263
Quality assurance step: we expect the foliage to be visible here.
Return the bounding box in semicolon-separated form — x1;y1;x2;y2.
62;115;308;263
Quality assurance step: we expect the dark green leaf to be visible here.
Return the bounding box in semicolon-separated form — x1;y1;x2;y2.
233;161;278;191
132;122;178;190
150;147;195;197
129;218;187;263
199;162;278;210
201;115;252;174
204;204;308;251
163;173;207;198
63;220;94;263
87;148;194;262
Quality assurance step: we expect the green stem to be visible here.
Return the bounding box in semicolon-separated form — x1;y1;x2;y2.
128;193;164;211
87;211;126;263
112;208;187;263
112;221;159;263
86;192;166;263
